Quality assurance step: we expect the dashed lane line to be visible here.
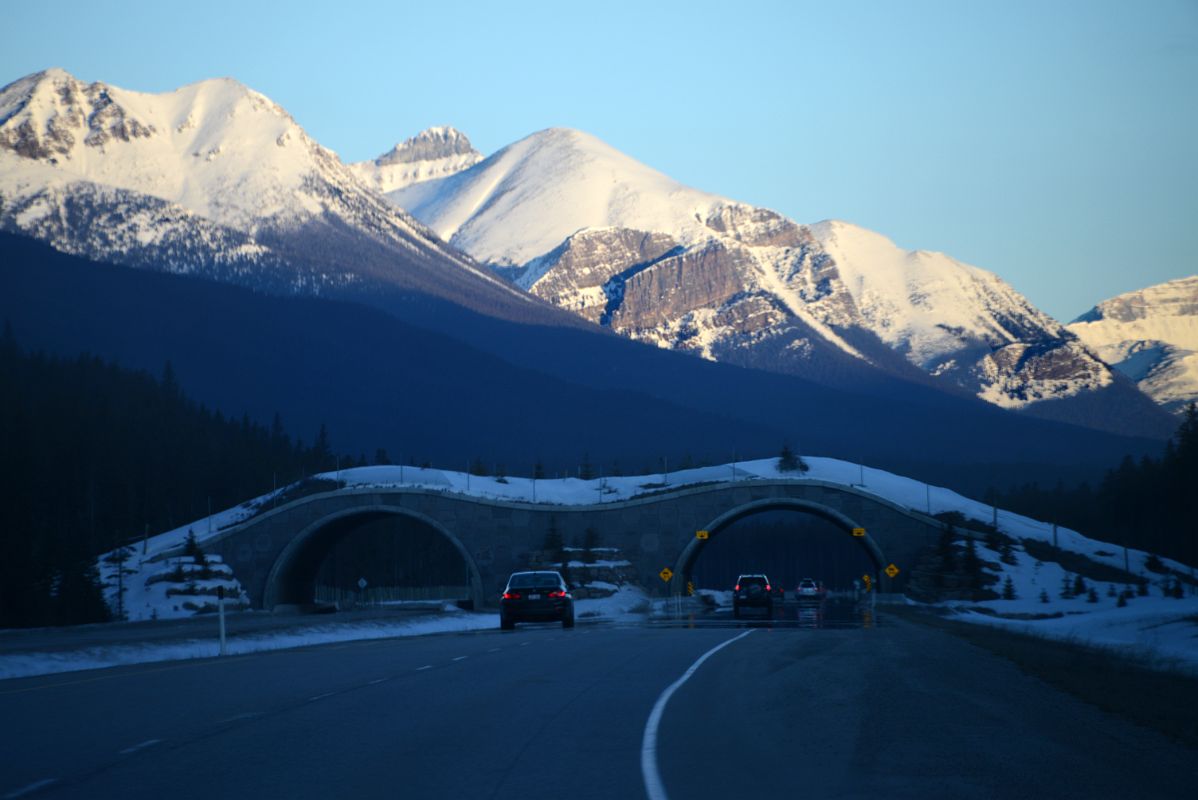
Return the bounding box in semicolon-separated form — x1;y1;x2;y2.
3;779;57;799
118;739;162;756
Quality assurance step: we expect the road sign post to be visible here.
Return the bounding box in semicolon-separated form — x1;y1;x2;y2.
217;585;227;656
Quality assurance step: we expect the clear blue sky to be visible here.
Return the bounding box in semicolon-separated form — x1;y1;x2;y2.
5;0;1195;320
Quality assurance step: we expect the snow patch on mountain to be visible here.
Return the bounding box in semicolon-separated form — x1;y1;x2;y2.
1068;276;1198;413
390;127;729;266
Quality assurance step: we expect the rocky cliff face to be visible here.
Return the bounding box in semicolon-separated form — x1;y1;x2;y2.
350;126;483;194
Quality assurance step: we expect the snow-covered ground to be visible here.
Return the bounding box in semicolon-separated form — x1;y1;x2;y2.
0;587;654;680
946;598;1198;672
927;539;1198;671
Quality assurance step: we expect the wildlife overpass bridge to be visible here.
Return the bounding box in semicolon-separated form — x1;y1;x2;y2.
182;479;950;610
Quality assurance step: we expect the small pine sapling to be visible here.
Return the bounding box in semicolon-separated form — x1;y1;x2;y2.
1002;576;1016;600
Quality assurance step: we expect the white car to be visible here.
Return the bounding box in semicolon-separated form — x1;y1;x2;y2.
795;578;823;601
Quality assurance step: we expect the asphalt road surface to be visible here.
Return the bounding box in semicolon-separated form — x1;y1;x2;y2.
1;607;1192;800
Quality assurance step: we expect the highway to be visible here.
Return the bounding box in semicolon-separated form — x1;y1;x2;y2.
1;605;1192;799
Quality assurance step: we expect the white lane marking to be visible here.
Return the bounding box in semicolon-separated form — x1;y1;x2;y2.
3;779;57;799
416;665;432;671
118;738;162;755
452;656;468;662
487;648;501;653
368;678;386;685
219;712;262;723
307;692;335;702
519;641;530;647
641;630;754;800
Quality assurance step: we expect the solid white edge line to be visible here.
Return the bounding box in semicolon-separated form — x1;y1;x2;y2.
640;630;754;800
3;779;57;799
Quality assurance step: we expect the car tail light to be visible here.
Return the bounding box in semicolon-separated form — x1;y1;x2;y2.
735;584;741;591
766;584;771;592
502;591;521;600
548;590;567;598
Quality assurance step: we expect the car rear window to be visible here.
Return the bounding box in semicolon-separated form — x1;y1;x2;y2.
508;572;562;589
739;576;767;587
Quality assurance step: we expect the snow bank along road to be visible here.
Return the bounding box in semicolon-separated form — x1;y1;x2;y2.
1;620;1192;800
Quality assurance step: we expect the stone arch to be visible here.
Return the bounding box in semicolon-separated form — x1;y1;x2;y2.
263;504;485;610
671;497;885;592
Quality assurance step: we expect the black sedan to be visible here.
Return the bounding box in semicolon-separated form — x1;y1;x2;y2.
500;570;575;629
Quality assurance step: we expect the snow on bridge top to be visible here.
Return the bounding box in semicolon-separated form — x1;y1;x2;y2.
122;457;1188;580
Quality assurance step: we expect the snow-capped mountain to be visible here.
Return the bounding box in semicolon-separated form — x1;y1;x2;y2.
1068;276;1198;414
350;126;482;194
0;69;534;313
387;127;1153;427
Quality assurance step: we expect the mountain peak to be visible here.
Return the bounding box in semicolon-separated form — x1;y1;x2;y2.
350;126;482;193
1068;275;1198;413
375;126;478;166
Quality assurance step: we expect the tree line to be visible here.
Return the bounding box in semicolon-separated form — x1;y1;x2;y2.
0;327;343;627
990;403;1198;565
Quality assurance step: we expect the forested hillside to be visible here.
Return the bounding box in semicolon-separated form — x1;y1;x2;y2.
993;404;1198;565
0;328;340;627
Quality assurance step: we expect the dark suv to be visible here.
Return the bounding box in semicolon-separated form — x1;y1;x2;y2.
500;570;575;629
733;574;774;618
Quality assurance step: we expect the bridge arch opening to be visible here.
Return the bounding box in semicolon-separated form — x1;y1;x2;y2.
263;507;484;611
675;498;884;594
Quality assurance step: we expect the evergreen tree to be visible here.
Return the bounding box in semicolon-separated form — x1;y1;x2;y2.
533;460;546;480
1040;589;1050;604
183;529;207;567
777;442;802;472
582;527;600;565
374;448;392;466
1002;575;1016;600
1072;574;1087;597
1086;587;1099;603
962;538;984;593
311;423;334;472
579;453;596;481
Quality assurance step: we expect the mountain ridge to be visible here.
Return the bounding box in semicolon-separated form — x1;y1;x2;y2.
386;126;1170;437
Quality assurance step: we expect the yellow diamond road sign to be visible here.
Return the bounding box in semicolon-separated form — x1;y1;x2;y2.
852;527;866;537
659;567;674;582
696;529;710;540
885;563;900;578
